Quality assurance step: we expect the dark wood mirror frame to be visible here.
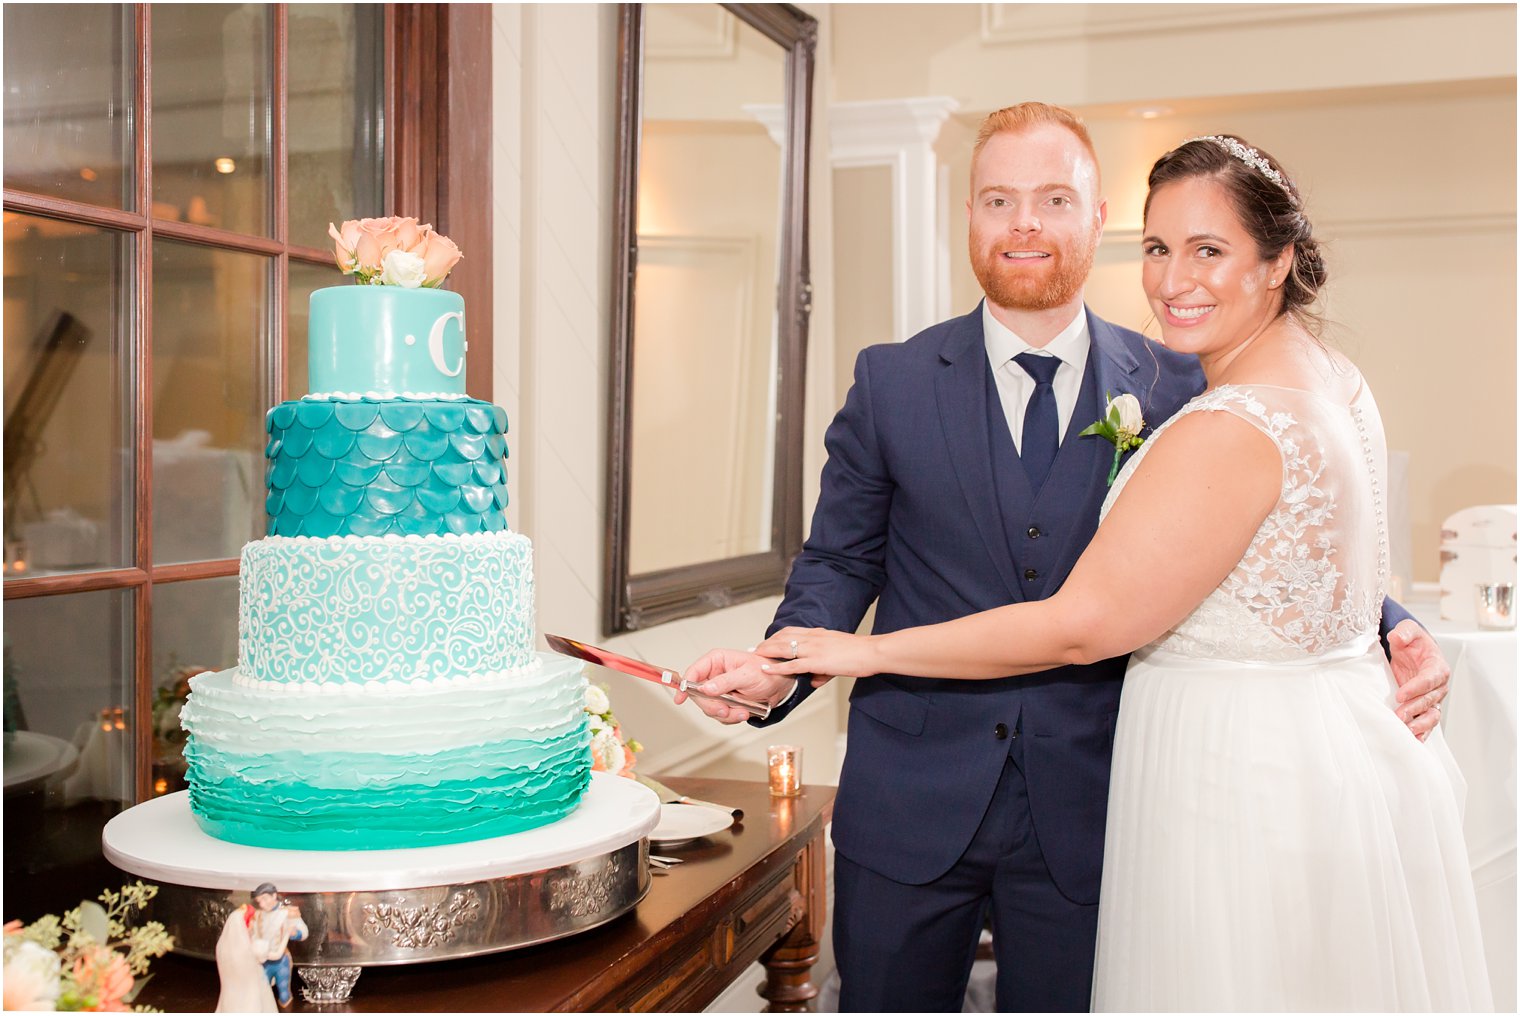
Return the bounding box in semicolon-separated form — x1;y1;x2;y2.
605;3;817;635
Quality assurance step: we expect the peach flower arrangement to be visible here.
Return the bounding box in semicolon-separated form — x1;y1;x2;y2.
585;684;642;778
327;216;463;288
3;882;172;1011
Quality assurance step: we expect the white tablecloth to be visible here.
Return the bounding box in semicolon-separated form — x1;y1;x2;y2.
1408;591;1517;1011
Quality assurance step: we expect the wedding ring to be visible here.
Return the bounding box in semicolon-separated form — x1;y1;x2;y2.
789;639;799;659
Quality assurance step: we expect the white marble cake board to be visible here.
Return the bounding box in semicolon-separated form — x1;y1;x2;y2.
103;771;659;892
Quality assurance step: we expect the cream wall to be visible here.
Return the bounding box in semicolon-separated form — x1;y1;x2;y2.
830;3;1517;583
831;163;896;408
490;2;1514;782
490;5;843;785
831;4;1516;110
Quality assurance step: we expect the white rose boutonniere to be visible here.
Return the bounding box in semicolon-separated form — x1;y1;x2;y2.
1079;392;1146;486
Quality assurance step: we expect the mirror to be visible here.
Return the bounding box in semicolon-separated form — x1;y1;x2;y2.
606;3;816;634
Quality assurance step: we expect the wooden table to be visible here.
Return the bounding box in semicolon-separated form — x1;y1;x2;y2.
138;777;835;1012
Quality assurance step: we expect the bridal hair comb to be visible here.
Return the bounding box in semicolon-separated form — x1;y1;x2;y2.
1182;135;1292;197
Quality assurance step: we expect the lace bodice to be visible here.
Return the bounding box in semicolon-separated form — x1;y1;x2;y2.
1101;383;1389;663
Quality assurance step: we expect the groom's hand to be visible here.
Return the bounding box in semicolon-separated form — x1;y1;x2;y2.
1388;620;1450;740
675;648;796;725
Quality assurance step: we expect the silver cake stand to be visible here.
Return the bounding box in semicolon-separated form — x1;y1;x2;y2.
102;772;659;1004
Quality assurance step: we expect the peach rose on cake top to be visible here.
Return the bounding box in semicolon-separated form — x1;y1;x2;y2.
327;216;462;288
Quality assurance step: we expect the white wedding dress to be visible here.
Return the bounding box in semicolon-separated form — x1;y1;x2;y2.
1091;383;1492;1012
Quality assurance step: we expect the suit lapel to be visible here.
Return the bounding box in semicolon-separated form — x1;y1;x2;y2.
936;307;1022;600
1083;309;1145;429
1041;311;1148;589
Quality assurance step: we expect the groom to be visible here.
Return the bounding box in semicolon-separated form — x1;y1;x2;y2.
680;103;1449;1012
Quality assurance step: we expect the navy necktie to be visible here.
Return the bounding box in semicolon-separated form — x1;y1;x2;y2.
1014;352;1060;492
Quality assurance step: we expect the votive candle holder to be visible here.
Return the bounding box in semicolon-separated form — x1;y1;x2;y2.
767;744;802;797
1475;582;1516;630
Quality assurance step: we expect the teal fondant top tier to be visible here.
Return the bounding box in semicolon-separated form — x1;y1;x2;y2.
308;286;467;396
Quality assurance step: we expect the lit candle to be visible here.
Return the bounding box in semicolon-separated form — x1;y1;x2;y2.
767;744;802;797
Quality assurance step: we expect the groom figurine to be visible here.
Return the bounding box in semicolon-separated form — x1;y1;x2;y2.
681;102;1449;1012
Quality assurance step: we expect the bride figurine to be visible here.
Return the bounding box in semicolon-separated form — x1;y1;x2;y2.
216;882;308;1012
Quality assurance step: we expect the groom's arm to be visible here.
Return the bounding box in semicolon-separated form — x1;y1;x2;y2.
1380;597;1449;740
681;349;892;726
760;349;895;724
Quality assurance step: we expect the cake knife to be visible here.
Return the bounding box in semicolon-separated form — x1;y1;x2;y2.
544;634;772;721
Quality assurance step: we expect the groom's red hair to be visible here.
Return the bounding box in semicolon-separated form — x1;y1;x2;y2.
973;102;1101;190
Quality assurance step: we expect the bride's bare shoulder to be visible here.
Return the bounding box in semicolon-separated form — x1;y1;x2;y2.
1233;327;1363;404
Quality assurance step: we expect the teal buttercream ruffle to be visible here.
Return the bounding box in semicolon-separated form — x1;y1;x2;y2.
184;719;591;850
266;396;510;538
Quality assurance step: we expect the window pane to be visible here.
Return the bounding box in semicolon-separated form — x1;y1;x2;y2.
151;3;272;236
2;4;134;209
287;4;386;249
287;260;344;398
150;576;238;797
2;215;134;578
3;588;134;921
151;240;269;564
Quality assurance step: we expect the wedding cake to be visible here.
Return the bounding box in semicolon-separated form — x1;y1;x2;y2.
179;220;590;851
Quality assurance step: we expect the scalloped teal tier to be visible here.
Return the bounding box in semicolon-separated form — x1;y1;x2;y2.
308;286;467;396
265;395;509;538
238;531;536;685
180;662;591;850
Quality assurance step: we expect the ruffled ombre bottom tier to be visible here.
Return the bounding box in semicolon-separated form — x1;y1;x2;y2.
179;654;591;851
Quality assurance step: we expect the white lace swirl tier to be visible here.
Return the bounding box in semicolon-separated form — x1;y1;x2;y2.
238;530;535;687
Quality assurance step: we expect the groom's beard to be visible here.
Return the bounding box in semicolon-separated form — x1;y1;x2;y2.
971;228;1099;312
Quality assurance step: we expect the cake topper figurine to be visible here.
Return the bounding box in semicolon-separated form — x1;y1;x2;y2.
215;883;308;1011
214;902;275;1012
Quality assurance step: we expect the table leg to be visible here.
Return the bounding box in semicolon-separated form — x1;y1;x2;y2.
759;832;827;1013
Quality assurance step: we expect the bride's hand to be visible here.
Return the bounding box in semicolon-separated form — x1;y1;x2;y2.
753;627;885;680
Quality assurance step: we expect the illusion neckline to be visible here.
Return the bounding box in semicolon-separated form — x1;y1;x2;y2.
1203;380;1368;413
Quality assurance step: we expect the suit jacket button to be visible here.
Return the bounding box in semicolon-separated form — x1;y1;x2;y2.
1024;568;1038;580
994;722;1008;740
1027;526;1041;539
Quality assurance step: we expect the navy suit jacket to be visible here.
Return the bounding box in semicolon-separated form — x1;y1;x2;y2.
758;305;1198;901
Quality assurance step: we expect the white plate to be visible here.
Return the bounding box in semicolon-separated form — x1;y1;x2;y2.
649;803;733;845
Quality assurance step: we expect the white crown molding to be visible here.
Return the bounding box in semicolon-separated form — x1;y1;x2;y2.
828;98;961;343
1101;212;1515;250
1318;212;1516;240
829;97;962;156
979;3;1455;45
742;103;785;147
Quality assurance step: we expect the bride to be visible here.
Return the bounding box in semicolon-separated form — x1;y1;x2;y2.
737;136;1491;1011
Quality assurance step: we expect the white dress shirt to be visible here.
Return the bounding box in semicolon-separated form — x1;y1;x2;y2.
982;302;1091;452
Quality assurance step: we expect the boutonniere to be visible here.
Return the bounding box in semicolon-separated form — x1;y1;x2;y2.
1079;392;1146;486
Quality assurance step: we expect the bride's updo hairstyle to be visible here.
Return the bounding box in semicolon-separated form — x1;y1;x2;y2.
1144;134;1327;329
